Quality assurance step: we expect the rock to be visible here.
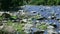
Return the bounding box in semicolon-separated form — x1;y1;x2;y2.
48;16;56;19
3;26;16;34
51;16;56;19
47;25;57;34
23;23;33;33
58;31;60;34
34;30;44;34
37;17;47;20
22;19;27;22
0;25;4;30
52;24;57;28
1;13;11;19
0;23;3;26
0;23;5;30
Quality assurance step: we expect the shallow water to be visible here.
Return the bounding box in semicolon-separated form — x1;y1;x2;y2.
23;5;60;34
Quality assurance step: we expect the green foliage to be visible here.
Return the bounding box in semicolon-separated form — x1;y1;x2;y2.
11;16;17;19
0;16;3;20
13;24;25;34
7;20;26;34
0;0;23;11
7;20;13;26
24;0;60;5
29;0;45;5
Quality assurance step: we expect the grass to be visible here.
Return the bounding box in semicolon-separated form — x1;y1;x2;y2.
11;16;17;19
0;16;3;20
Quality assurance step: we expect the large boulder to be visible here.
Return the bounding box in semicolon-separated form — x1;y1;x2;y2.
1;13;11;19
0;23;16;34
3;26;16;33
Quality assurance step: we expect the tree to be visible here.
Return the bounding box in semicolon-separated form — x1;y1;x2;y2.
25;0;60;5
56;0;60;5
0;0;23;11
23;0;32;5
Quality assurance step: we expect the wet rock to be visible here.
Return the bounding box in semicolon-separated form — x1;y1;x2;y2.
47;25;57;34
48;16;56;19
58;31;60;34
37;17;47;20
52;24;57;28
51;23;57;28
34;31;44;34
51;16;56;19
56;18;60;21
58;20;60;23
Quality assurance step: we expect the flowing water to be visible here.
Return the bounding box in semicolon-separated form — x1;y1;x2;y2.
23;5;60;34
